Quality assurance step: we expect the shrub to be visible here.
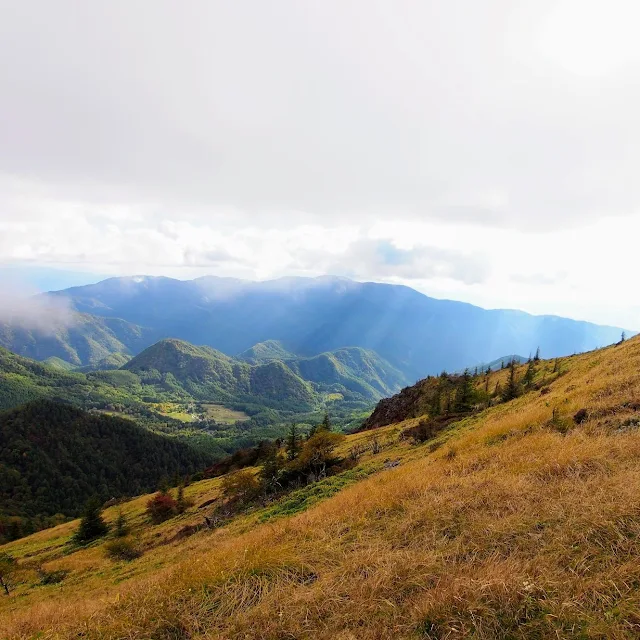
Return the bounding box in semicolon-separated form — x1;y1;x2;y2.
574;408;589;424
221;470;261;504
293;431;345;478
104;538;141;561
146;493;178;524
0;553;16;595
38;569;68;585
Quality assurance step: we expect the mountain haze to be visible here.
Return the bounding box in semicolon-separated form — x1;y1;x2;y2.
0;312;157;366
45;275;629;379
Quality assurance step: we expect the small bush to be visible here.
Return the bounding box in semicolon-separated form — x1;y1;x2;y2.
38;569;68;585
221;469;261;504
574;408;589;424
104;538;141;561
146;493;178;524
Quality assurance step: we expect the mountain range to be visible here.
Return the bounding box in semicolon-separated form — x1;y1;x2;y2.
123;338;406;408
22;274;628;380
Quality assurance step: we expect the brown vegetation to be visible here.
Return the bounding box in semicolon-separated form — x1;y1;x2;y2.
5;339;640;637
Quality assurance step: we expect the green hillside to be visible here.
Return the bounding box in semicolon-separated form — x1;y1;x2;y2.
125;339;407;409
123;339;316;410
76;352;133;372
0;400;212;541
0;313;157;366
0;346;139;412
287;346;408;400
237;339;296;363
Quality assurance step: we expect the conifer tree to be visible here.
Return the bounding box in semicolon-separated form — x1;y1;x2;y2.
534;346;541;362
286;423;301;461
176;484;187;513
259;444;283;494
523;358;536;389
502;359;521;402
484;368;491;396
430;388;441;417
114;509;128;537
74;497;109;544
455;369;475;412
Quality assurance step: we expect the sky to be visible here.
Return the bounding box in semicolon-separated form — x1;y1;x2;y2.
1;0;640;328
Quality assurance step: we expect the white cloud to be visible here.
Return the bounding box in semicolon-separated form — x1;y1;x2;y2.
0;2;639;329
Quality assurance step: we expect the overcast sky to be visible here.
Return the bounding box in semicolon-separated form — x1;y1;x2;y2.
1;0;640;328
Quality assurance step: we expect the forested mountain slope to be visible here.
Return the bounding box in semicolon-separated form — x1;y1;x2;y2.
0;400;212;538
0;312;157;366
0;346;140;411
124;338;406;406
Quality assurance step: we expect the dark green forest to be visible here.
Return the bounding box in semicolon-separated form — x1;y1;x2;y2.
0;400;212;543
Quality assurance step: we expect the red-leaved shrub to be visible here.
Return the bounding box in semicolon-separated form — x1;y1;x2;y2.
146;493;178;524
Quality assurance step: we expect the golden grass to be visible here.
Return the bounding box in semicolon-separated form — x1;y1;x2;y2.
5;339;640;637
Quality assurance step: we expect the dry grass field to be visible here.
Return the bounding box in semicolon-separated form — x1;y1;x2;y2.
4;338;640;638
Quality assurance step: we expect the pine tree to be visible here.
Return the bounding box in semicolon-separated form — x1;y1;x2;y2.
430;388;441;417
176;484;187;513
74;497;109;544
114;509;128;537
523;358;536;389
484;368;491;395
320;412;332;432
534;346;541;362
259;444;283;494
286;423;301;461
502;360;520;402
455;369;475;412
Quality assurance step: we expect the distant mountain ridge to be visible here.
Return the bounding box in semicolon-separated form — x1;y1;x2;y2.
7;274;630;379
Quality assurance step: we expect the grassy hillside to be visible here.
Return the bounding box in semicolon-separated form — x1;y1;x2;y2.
5;337;640;637
0;400;212;541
